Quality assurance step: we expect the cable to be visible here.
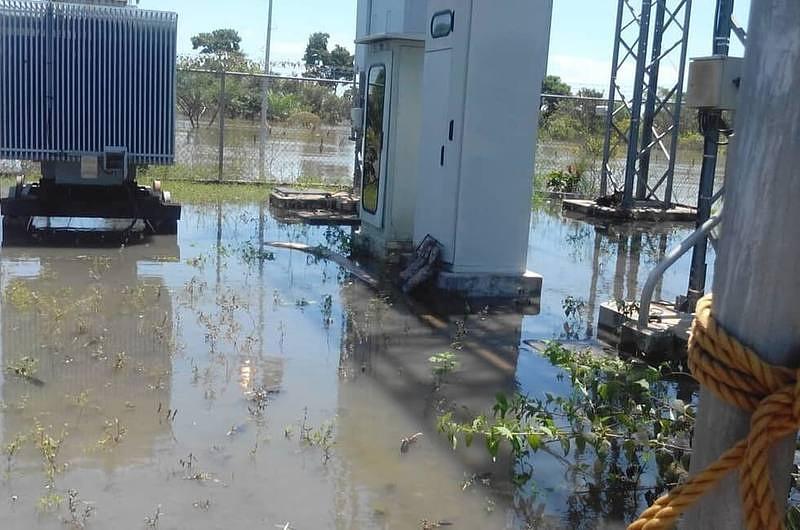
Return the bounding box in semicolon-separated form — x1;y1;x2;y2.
698;111;735;146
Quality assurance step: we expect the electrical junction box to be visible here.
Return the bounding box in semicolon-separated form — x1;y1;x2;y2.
686;55;743;110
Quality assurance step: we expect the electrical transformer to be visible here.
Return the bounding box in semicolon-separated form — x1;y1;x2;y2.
0;0;180;234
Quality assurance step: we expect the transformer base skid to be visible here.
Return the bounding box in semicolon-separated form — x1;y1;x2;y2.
1;180;181;235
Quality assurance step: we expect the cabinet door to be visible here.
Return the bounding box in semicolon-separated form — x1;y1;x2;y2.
360;51;393;226
417;46;458;261
415;0;471;265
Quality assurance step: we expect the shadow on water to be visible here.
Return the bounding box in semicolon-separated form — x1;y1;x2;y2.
0;199;712;529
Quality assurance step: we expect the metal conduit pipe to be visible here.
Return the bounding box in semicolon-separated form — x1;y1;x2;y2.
637;214;722;328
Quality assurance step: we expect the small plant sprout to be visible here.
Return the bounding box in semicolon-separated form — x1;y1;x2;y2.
297;409;336;463
192;499;211;511
38;492;64;513
5;356;40;382
114;351;127;370
4;432;27;474
32;421;68;486
64;489;94;529
310;421;335;463
429;351;459;384
96;418;127;449
451;320;468;350
144;505;163;528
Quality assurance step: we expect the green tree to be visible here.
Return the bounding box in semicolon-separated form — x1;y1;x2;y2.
577;87;604;99
191;29;243;58
176;56;218;128
303;32;331;77
328;45;354;80
177;29;262;128
303;33;354;80
542;75;572;96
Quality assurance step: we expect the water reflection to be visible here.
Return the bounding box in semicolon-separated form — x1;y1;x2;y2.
525;201;708;345
0;239;178;470
0;200;714;529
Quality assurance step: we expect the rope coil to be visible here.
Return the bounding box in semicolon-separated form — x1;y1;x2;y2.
629;294;798;530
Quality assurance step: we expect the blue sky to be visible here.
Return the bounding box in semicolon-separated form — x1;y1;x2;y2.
139;0;750;91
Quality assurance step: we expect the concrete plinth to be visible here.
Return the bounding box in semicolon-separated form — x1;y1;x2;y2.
562;199;696;222
268;187;360;226
434;270;542;307
598;300;693;361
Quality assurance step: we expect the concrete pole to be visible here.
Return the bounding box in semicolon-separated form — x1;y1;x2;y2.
684;1;800;528
259;0;274;181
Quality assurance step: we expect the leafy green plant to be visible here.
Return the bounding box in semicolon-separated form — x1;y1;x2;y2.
438;342;694;508
545;166;583;193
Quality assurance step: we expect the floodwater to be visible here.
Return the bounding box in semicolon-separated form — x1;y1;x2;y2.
0;199;712;529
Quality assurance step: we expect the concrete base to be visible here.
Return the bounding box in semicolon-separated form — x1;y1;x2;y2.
598;300;693;361
562;199;696;222
435;270;542;307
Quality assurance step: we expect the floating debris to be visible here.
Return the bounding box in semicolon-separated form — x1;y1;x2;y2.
400;432;423;454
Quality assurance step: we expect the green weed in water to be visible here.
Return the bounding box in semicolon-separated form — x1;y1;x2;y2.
37;492;64;513
429;351;459;378
6;356;40;381
32;421;68;486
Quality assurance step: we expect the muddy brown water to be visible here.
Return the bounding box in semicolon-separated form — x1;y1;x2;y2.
0;200;711;529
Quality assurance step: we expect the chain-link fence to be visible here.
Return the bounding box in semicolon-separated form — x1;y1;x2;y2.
150;69;357;186
0;70;723;206
536;94;726;207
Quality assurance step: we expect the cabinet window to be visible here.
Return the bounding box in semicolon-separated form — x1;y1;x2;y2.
431;11;454;38
362;65;387;214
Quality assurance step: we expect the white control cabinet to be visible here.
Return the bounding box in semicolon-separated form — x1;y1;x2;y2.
413;0;553;276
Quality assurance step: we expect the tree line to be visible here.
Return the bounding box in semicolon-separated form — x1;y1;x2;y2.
176;29;354;129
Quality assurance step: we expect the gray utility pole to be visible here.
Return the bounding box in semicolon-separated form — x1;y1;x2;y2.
259;0;274;181
686;0;733;307
684;1;800;528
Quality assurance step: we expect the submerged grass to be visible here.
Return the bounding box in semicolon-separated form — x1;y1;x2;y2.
0;175;348;204
160;180;272;204
159;179;350;204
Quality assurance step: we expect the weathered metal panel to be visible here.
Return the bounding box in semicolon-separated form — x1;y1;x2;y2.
0;0;176;164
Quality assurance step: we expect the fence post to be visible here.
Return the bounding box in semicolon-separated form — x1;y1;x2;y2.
684;1;800;527
259;0;273;182
218;70;226;183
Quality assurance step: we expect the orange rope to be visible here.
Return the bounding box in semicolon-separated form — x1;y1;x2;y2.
628;295;798;530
